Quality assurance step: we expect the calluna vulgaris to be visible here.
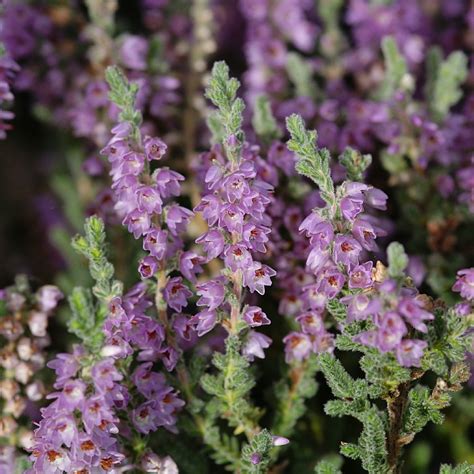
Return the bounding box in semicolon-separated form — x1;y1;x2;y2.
0;1;473;473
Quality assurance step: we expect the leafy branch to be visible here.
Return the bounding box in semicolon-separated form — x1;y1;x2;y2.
286;114;336;208
205;61;245;163
69;216;122;350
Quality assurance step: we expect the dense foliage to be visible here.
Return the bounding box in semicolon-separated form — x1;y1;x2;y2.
1;1;473;473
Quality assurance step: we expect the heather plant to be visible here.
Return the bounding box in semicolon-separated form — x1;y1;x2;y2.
1;1;474;473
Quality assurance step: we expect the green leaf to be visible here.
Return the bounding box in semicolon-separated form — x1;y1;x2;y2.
252;95;281;141
286;114;336;207
200;335;260;438
319;353;367;400
72;216;122;303
358;408;388;474
286;52;317;98
431;51;468;121
424;46;443;105
314;458;343;474
205;61;245;163
326;299;348;324
271;356;319;439
340;443;361;460
105;65;142;127
338;147;372;182
202;424;241;470
439;462;473;474
387;241;408;278
68;287;104;350
240;429;274;473
325;399;370;420
379;36;409;99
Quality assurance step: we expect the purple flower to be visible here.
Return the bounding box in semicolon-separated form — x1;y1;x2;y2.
91;359;122;392
224;244;253;271
153;168;184;198
340;183;368;221
172;315;195;342
250;453;262;465
163;277;192;312
219;204;245;234
375;312;407;352
123;209;152;239
47;352;80;388
243;331;272;361
396;339;427;367
271;436;290;447
306;247;330;274
301;285;327;312
364;187;388;210
349;262;373;289
50;379;86;410
159;346;179;372
296;311;325;335
179;252;204;283
244;262;276;295
141;452;178;473
196;230;225;261
132;363;164;397
222;172;251;202
242;224;270;253
143;229;168;259
407;256;426;287
340;195;365;221
117;151;145;176
133;401;160;434
452;268;474;301
398;298;434;333
36;286;63;313
144;136;167;161
317;267;345;298
120;35;149;70
136;186;163;215
196;279;225;311
195;194;221;226
283;332;312;362
191;310;217;336
299;217;333;248
352;217;378;251
139;256;158;279
165;205;193;235
243;306;271;327
333;234;362;268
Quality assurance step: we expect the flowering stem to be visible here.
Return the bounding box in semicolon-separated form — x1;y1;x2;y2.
229;271;243;334
273;361;307;435
155;268;168;317
386;380;411;473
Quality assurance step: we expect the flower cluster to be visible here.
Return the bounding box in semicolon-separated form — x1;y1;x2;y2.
29;346;125;473
29;283;184;473
453;267;474;310
2;1;474;472
0;282;62;470
0;46;19;139
0;281;63;456
344;277;434;367
101;117;192;279
103;285;184;426
284;181;389;361
240;0;317;104
194;141;275;349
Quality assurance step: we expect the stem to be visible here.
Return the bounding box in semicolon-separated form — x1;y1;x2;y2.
273;360;307;436
268;360;310;467
229;270;243;335
386;380;410;473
